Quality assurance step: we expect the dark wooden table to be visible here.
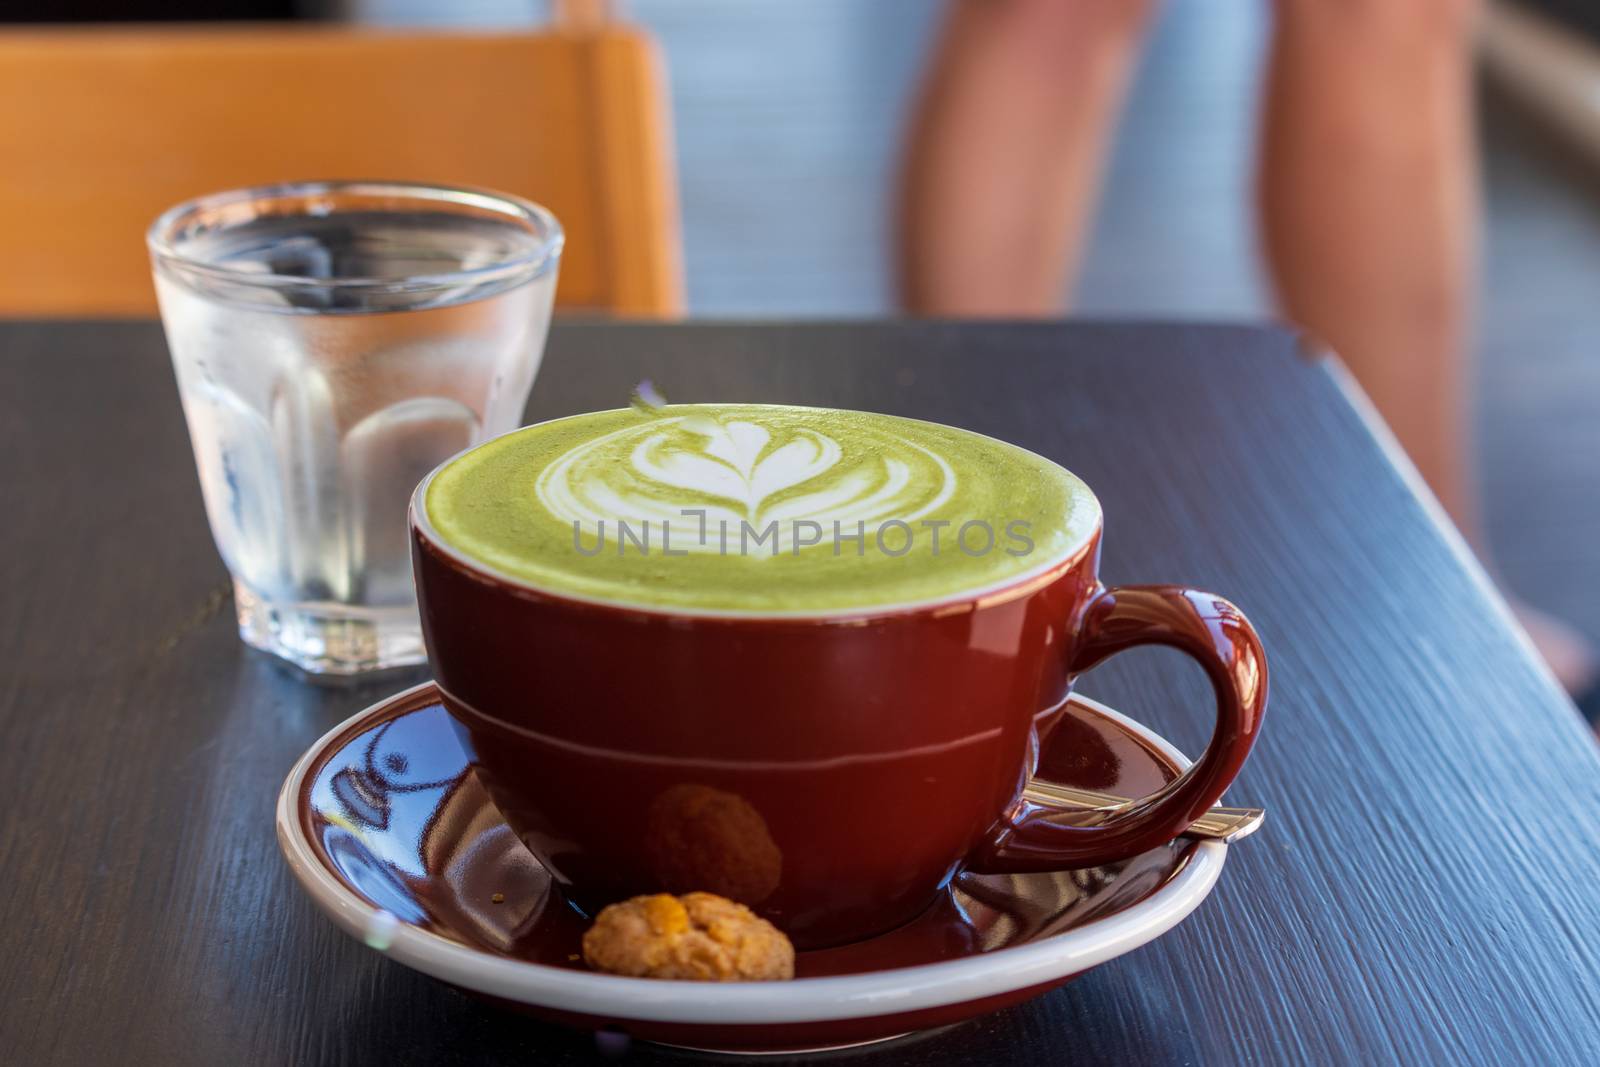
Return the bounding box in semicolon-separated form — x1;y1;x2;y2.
5;320;1600;1066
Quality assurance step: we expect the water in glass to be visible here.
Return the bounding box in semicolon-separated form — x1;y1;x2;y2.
154;198;558;674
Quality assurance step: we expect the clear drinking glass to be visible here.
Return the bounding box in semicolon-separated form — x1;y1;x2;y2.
149;181;562;675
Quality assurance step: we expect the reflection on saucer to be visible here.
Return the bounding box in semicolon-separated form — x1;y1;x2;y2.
1036;702;1122;790
645;783;784;905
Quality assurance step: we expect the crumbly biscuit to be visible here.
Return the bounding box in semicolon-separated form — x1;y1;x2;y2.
581;892;795;981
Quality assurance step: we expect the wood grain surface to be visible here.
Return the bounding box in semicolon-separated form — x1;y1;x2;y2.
2;320;1598;1066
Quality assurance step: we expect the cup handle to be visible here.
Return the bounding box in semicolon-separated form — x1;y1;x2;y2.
968;585;1268;872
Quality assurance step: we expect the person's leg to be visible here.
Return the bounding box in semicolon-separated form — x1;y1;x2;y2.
1260;0;1596;695
898;0;1158;315
1260;0;1481;525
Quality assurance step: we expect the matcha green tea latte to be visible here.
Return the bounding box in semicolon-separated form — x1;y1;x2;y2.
421;404;1099;613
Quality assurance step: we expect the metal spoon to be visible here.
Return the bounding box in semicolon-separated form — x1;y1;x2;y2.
1021;780;1265;844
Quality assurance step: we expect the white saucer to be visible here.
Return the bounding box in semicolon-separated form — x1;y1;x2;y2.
276;682;1230;1054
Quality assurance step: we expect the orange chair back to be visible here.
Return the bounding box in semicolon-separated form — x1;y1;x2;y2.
0;23;683;316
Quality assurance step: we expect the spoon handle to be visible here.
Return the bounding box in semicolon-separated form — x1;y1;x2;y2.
1021;781;1265;844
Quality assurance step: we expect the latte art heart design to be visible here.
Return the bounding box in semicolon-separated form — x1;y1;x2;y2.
631;420;842;520
536;413;956;554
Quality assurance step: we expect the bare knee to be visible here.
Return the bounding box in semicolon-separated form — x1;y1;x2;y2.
969;0;1161;53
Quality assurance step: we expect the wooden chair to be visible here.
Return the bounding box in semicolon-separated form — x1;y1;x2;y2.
0;13;683;317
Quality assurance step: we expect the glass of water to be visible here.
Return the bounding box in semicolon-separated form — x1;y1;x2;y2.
149;181;562;676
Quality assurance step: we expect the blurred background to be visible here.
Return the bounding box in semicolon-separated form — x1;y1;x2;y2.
9;0;1599;675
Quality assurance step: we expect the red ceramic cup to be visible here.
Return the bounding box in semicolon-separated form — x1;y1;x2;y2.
410;458;1266;949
